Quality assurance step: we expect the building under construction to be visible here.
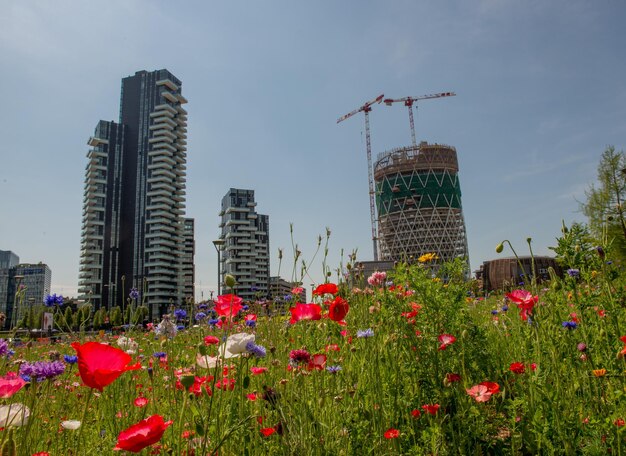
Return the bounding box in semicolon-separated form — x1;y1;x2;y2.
374;142;469;269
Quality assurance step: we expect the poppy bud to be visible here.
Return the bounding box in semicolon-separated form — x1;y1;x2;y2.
224;274;236;288
495;243;504;254
526;237;532;244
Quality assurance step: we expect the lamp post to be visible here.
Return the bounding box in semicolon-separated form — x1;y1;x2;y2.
10;275;24;330
213;239;226;296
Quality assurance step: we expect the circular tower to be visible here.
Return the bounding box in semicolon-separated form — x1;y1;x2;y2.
374;141;469;267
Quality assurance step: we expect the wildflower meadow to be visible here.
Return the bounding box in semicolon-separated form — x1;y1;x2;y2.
2;226;626;455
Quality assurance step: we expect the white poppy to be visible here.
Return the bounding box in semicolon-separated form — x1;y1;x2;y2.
220;333;255;359
61;420;81;430
0;403;30;427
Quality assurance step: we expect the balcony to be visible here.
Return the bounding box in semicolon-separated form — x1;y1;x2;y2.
156;78;179;91
87;137;108;147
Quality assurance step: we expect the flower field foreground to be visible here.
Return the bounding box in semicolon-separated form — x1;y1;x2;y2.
3;253;626;454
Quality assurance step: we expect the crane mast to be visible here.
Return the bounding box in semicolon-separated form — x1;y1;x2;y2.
337;94;384;261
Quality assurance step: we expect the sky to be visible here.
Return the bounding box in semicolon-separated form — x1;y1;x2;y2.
1;1;625;300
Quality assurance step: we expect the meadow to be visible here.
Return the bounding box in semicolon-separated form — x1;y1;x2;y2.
1;227;626;455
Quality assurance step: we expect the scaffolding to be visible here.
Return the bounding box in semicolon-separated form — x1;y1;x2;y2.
374;142;469;269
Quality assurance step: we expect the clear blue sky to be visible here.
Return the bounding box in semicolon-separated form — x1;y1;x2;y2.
1;1;625;299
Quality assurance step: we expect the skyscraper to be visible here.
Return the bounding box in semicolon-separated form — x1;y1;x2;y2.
182;218;195;301
219;189;270;301
79;69;188;319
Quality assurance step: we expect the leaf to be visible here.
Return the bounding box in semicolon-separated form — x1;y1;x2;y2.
243;375;250;389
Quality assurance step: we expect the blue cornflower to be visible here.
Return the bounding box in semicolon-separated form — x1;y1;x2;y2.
20;374;31;383
44;293;63;307
562;321;578;330
0;339;8;357
356;328;374;338
326;365;342;374
177;325;185;331
491;310;499;315
195;312;207;321
246;341;267;358
283;294;292;301
501;304;509;312
208;318;220;326
567;269;580;278
198;303;209;310
174;308;187;321
242;305;249;311
153;352;167;359
63;355;78;364
129;288;140;300
246;319;256;328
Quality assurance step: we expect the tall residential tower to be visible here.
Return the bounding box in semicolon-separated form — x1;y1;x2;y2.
218;189;270;301
78;69;188;319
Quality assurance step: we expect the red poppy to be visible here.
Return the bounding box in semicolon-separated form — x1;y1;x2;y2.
32;453;50;456
291;287;304;295
245;314;257;322
134;397;148;408
422;404;440;415
505;289;538;321
250;367;268;375
445;373;462;384
113;415;173;453
260;427;276;437
325;344;340;352
71;342;141;391
289;303;322;324
411;409;421;418
328;296;350;322
247;393;257;401
509;362;525;374
204;336;220;346
615;418;625;427
438;334;456;351
313;283;338;296
480;381;500;395
384;428;400;439
0;374;26;398
214;294;244;318
307;354;327;371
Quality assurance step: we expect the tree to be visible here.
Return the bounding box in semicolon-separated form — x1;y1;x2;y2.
581;146;626;261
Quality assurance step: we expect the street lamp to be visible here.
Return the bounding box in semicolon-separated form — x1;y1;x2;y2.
213;239;226;296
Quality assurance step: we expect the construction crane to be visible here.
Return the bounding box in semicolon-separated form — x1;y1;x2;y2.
383;92;456;146
337;93;384;261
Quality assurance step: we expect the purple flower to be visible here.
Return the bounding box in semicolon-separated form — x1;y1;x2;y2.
491;310;499;315
356;328;374;338
326;365;342;374
129;288;140;300
245;319;256;328
174;308;187;321
577;343;587;352
562;321;578;330
246;341;267;358
567;269;580;278
0;339;8;357
501;304;509;312
208;318;219;326
63;355;78;364
195;312;207;321
44;293;63;307
153;352;167;359
19;361;65;381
